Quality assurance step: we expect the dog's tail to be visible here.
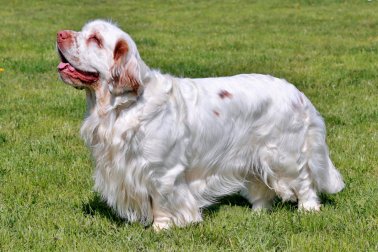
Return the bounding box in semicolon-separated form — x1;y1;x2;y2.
306;110;345;194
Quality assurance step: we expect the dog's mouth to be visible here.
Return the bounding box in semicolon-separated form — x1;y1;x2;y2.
57;48;99;84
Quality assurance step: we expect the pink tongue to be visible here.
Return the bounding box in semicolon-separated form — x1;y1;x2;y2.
58;62;69;70
58;62;76;72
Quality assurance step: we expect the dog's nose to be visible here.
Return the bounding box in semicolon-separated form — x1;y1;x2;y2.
57;30;71;42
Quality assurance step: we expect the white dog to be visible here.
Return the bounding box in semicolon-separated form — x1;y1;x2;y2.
57;20;344;230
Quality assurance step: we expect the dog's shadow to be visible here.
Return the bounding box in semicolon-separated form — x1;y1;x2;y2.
202;193;337;217
82;194;126;226
202;194;251;217
82;193;337;224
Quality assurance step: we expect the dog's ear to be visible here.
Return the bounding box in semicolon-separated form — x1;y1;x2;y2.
110;39;141;95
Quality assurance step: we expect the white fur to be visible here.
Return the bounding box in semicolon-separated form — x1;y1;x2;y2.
57;20;345;230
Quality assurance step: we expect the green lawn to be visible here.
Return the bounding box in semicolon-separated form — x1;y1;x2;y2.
0;0;377;250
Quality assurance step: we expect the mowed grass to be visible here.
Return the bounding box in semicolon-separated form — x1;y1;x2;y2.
0;0;377;250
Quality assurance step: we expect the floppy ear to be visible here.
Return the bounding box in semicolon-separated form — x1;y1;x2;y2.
110;39;141;95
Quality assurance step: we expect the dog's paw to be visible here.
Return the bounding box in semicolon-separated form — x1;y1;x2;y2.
298;201;321;212
152;219;172;231
252;199;273;212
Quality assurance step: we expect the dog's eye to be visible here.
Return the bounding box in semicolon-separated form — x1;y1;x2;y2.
88;34;102;47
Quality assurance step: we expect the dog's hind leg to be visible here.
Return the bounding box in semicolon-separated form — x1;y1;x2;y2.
294;165;321;211
294;110;344;211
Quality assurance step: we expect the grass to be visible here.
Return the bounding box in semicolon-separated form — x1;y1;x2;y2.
0;0;377;250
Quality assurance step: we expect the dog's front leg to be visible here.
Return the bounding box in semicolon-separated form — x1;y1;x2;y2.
151;202;173;231
151;178;202;231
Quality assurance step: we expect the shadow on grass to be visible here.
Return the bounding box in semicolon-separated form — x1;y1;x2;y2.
203;192;338;217
202;194;251;217
82;192;338;224
319;193;337;206
82;194;126;226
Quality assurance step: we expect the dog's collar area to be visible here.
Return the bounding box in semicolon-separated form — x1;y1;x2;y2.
109;84;142;97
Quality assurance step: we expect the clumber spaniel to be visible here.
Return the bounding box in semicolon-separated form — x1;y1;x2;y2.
57;20;344;230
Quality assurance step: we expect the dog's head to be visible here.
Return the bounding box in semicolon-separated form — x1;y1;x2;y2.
57;20;145;95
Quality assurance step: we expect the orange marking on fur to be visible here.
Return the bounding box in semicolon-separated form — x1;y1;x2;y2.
114;39;129;61
87;31;104;48
111;39;140;94
219;90;233;99
119;71;139;93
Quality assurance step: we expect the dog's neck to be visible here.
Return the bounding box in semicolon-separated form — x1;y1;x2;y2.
83;60;174;122
80;64;178;151
85;83;111;117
